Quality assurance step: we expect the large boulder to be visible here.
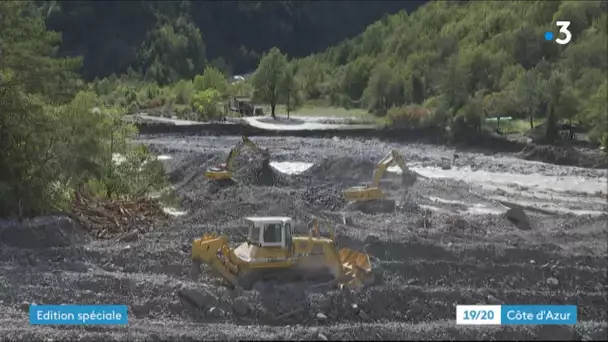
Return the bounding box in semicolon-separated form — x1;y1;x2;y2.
505;207;531;230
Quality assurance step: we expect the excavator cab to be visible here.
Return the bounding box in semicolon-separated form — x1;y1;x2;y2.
245;217;294;251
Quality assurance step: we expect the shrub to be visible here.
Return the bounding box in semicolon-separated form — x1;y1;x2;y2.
191;88;222;120
172;80;194;105
387;105;429;128
193;66;228;95
174;104;192;118
449;98;485;142
145;98;164;109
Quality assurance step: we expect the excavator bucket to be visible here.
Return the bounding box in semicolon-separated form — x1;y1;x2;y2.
339;247;374;288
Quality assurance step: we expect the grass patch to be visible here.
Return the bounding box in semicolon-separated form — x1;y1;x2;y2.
258;104;369;117
256;104;383;125
293;105;370;117
486;118;544;134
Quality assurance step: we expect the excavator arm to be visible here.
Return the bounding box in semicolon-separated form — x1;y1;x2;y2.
205;136;270;181
370;150;407;187
343;149;415;213
224;136;270;171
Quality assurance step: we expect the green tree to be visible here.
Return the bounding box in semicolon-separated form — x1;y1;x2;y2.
252;47;288;119
138;15;206;85
438;55;468;116
515;71;544;130
411;75;425;105
0;1;82;216
193;65;229;96
482;90;518;130
172;80;195;105
340;55;374;101
542;71;567;142
0;2;167;217
280;64;301;118
363;62;399;115
583;80;608;144
191;88;222;120
556;87;579;128
451;95;485;142
229;79;253;98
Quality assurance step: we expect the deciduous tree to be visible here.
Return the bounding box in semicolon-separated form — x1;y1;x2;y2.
252;47;287;119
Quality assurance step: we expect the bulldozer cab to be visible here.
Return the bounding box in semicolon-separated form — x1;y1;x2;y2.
245;217;293;250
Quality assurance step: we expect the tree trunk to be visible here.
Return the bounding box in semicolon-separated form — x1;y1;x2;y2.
529;113;534;130
384;98;389;115
287;93;290;119
545;102;558;143
271;103;276;119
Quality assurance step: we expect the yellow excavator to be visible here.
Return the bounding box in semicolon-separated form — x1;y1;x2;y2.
191;216;374;289
343;150;417;213
205;136;270;182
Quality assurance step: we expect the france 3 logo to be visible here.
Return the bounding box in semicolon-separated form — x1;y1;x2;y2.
544;21;572;45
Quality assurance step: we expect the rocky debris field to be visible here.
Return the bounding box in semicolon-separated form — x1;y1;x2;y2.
0;135;607;341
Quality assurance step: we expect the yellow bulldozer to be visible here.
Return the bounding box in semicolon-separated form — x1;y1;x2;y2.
343;149;417;213
205;136;270;183
191;216;374;290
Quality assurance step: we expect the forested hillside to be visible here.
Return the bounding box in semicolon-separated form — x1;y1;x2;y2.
289;0;607;144
37;0;425;80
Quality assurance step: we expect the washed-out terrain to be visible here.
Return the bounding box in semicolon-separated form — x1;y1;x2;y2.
1;134;606;341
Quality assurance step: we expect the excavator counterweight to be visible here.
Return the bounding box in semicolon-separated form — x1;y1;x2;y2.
191;217;374;290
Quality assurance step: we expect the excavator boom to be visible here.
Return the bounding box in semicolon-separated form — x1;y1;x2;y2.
370;150;407;186
205;136;270;181
343;149;416;213
225;136;270;171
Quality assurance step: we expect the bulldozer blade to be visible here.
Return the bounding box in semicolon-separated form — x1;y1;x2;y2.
339;247;374;287
340;248;371;271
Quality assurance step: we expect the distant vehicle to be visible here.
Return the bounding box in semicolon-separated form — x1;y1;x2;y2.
232;75;245;83
226;97;263;117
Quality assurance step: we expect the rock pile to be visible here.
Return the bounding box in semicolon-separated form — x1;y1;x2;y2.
234;159;290;187
302;157;377;186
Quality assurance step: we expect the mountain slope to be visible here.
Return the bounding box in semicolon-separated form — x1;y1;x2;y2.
291;0;607;143
41;0;426;79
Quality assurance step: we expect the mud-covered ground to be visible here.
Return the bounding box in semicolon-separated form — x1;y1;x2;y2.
1;135;607;341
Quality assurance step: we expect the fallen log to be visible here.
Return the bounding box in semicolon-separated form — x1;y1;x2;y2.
70;188;169;239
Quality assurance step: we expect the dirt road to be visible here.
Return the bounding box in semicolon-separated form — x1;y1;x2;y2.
1;135;606;340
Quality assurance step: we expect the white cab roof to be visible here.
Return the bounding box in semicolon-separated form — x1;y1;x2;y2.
244;217;292;224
